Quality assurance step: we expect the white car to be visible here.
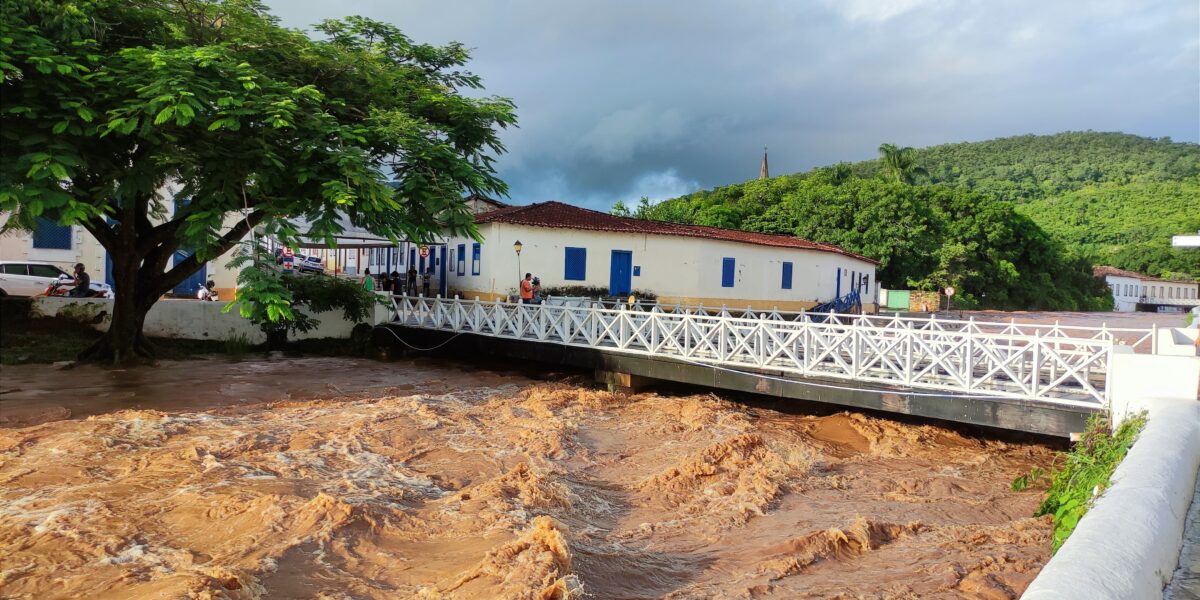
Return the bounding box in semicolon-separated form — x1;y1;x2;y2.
0;261;115;298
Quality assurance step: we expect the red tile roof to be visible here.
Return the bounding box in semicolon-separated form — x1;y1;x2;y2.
1094;265;1198;284
476;201;879;264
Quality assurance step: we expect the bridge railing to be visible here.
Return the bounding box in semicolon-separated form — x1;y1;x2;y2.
392;296;1116;408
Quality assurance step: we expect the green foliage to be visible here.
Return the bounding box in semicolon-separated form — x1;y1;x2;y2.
227;244;380;336
877;143;928;185
1017;178;1200;279
1013;413;1147;552
222;332;253;359
538;284;658;301
629;131;1195;308
0;0;515;361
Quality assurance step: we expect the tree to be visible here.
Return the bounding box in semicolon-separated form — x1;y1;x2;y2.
0;0;516;365
877;143;928;185
610;200;631;217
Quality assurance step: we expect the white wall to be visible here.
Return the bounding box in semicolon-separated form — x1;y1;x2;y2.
442;223;877;310
1104;275;1141;312
31;296;393;344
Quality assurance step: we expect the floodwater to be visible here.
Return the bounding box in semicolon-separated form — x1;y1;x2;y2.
0;357;1056;599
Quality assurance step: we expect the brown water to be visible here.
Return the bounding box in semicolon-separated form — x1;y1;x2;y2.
0;357;1055;599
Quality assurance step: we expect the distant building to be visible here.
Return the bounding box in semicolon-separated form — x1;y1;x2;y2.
442;201;879;311
463;194;509;215
1094;266;1199;312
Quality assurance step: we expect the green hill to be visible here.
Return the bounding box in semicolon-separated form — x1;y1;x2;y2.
619;132;1199;310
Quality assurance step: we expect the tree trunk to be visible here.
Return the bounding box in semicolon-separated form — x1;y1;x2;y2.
77;252;156;366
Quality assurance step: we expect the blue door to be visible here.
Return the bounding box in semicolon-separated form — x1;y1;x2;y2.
105;250;115;288
438;245;447;297
609;250;632;297
172;250;207;297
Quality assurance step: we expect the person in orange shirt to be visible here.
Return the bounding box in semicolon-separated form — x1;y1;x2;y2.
519;273;533;304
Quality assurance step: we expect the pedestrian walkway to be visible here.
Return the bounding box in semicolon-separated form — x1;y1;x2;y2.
1167;470;1200;600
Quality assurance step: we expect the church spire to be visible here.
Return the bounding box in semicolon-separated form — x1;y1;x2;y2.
759;147;769;179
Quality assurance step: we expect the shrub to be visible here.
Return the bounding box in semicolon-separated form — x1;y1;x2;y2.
1012;412;1147;552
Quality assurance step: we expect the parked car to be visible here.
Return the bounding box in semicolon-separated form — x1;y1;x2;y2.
273;248;324;274
294;254;325;274
0;261;115;298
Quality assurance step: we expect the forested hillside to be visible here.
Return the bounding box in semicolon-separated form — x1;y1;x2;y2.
617;132;1198;310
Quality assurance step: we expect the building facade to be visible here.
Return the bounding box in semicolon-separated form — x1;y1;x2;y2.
0;207;243;298
441;201;879;311
1095;266;1199;312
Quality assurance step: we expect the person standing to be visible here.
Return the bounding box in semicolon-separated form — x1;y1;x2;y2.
362;267;376;292
519;273;533;304
389;271;401;296
531;276;542;304
407;266;418;295
422;267;431;297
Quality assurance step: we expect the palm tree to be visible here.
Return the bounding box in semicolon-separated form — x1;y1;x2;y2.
878;143;929;185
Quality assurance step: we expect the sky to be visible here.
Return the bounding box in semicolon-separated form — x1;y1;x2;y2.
265;0;1200;211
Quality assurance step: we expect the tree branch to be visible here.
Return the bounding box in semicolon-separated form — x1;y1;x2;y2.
150;210;268;299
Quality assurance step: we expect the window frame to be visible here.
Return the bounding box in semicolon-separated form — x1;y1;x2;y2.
31;218;72;250
457;243;466;276
471;243;481;276
721;257;735;288
564;247;587;281
781;261;793;290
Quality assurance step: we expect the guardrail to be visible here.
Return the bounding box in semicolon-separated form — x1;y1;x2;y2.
393;296;1116;408
528;296;1157;352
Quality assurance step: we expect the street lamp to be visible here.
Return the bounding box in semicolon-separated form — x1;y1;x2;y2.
513;240;523;300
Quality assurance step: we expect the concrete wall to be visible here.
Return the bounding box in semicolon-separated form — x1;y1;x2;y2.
31;295;394;344
1023;350;1200;600
442;223;878;311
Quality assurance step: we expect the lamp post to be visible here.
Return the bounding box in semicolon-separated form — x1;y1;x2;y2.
513;240;523;301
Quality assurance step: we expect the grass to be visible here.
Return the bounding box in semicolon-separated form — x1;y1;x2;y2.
1012;412;1147;552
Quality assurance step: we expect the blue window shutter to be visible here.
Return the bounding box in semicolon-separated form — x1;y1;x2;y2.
471;243;481;275
782;262;793;289
457;243;466;276
721;257;735;288
32;218;71;249
564;247;586;281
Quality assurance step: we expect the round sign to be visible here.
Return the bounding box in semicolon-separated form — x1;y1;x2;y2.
944;286;956;297
419;246;430;258
282;247;294;258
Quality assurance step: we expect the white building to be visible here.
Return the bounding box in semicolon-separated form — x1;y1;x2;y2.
1094;266;1199;312
441;201;879;311
0;206;244;298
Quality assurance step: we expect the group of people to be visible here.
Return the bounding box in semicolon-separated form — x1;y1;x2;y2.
362;266;432;296
519;273;543;304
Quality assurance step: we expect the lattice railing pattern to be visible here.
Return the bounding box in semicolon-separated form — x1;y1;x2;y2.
394;297;1115;408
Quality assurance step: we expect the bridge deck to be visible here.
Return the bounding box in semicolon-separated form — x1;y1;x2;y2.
384;297;1128;436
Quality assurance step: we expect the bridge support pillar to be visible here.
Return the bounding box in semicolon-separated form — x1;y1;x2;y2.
595;370;653;394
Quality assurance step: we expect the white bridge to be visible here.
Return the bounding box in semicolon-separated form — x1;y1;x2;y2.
390;296;1160;411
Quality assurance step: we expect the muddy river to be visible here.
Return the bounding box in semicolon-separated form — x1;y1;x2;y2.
0;357;1056;599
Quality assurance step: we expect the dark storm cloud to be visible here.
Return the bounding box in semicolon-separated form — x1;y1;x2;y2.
265;0;1200;210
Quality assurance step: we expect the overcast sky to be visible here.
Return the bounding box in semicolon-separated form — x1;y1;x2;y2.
265;0;1200;211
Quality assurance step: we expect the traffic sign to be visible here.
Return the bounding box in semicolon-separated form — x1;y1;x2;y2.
944;286;956;297
419;245;430;258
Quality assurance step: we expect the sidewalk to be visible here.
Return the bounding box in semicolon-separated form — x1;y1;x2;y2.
1166;470;1200;599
